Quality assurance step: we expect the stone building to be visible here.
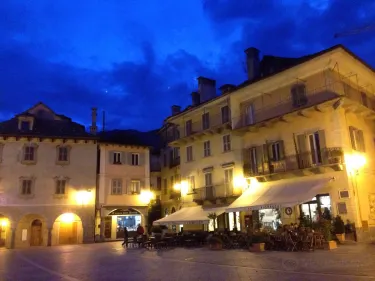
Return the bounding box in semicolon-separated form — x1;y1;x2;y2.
0;102;97;248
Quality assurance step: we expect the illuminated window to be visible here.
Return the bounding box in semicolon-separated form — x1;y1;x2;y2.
130;180;141;194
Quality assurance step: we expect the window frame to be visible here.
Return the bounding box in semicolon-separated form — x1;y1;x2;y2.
130;180;141;194
223;135;231;152
22;144;38;164
113;152;122;165
131;153;139;166
202;112;210;130
221;106;230;124
203;141;211;157
111;179;123;195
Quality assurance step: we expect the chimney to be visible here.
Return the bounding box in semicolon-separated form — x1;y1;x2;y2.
244;47;260;81
171;105;181;116
191;91;200;106
89;107;98;134
197;76;216;103
219;84;236;95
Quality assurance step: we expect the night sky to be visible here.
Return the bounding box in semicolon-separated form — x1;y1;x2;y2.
1;0;374;131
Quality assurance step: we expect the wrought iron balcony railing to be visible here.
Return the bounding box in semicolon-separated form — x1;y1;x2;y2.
243;147;344;177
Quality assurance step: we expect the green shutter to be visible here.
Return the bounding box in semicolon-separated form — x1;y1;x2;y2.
108;151;114;164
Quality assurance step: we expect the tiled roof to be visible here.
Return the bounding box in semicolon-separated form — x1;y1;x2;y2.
0;102;96;139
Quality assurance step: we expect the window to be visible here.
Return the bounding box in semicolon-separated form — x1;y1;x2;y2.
291;84;308;107
24;145;35;161
113;152;122;164
269;142;283;161
173;147;180;159
131;153;139;165
156;177;162;191
308;132;322;164
21;179;32;195
0;143;4;163
187;176;195;192
55;179;66;195
21;121;30;131
202;112;210;130
349;127;365;152
163;178;168;195
221;106;229;124
245;104;254;125
203;141;211;157
186;146;193;162
361;92;368;107
250;147;258;174
223;135;231;152
205;172;212;186
130;180;141;194
111;179;122;195
170;176;174;190
58;146;69;162
185;120;192;136
224;168;233;186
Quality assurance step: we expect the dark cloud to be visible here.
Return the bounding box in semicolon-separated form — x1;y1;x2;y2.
203;0;375;61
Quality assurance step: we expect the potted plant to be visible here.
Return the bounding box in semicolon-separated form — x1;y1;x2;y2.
208;236;223;250
320;219;337;250
249;232;266;252
333;215;345;242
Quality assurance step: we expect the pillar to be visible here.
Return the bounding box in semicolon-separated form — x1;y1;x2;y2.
10;228;16;249
100;217;105;239
47;227;53;246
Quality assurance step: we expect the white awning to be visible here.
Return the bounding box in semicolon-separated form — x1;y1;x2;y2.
153;206;226;225
226;177;332;212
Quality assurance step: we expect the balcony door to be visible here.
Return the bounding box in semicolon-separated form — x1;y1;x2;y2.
224;168;233;196
205;173;214;199
308;131;323;165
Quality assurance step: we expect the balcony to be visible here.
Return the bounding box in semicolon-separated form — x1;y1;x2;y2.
169;156;180;168
243;147;344;180
193;184;239;205
170;112;231;145
233;81;375;133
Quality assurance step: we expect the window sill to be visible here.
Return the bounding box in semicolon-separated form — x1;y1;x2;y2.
21;160;36;165
18;194;35;199
203;154;212;158
110;193;123;196
56;161;69;166
112;162;122;165
222;150;232;154
53;194;67;199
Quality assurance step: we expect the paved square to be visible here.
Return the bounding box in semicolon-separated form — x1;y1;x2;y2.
1;243;375;281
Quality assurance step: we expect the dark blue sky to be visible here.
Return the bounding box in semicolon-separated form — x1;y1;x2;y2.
1;0;374;131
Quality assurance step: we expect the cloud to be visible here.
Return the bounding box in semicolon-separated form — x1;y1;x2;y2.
203;0;375;62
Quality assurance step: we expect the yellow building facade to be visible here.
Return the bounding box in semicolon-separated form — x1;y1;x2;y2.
0;103;97;248
161;45;375;241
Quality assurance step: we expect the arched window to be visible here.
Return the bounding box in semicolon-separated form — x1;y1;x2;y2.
291;84;308;107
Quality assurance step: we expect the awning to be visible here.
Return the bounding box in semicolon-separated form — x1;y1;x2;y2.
153;206;226;225
226;177;332;212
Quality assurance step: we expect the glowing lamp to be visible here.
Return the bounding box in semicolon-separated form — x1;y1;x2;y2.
345;153;366;173
140;190;155;204
75;190;92;205
173;183;181;191
0;219;8;227
180;181;189;196
233;176;246;190
60;213;74;223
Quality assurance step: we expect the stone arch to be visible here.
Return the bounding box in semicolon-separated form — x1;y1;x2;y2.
52;213;83;245
0;213;11;248
16;214;48;247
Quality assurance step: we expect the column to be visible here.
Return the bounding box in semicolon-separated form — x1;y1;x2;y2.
10;228;16;249
47;228;53;246
100;217;105;240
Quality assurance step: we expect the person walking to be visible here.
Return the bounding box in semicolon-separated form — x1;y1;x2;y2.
121;227;129;247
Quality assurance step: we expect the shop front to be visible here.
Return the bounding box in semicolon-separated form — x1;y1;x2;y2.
104;208;142;240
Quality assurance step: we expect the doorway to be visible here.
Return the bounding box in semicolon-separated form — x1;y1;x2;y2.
30;219;43;246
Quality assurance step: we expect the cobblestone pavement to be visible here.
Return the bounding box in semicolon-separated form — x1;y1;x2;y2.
1;243;375;281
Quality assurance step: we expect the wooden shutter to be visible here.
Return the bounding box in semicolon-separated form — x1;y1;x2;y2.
349;126;356;150
139;152;145;166
127;179;132;194
256;145;264;173
127;152;133;165
297;134;308;168
121;152;127;164
318;130;327;164
108;151;114;164
358;130;365;152
278;140;285;160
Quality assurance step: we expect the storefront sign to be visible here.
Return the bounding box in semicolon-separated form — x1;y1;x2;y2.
108;209;140;216
285;207;293;216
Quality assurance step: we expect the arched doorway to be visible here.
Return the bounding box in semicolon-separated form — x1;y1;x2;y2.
106;208;142;239
53;213;83;245
0;215;9;248
30;219;43;246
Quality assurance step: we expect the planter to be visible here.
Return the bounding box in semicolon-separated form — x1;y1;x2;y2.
209;243;223;250
336;233;345;242
324;240;337;250
249;243;265;252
